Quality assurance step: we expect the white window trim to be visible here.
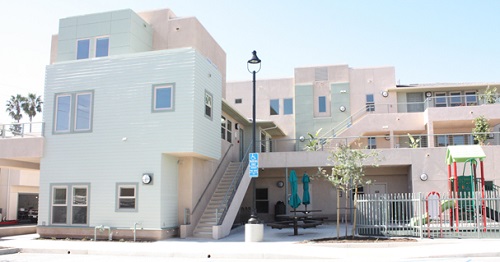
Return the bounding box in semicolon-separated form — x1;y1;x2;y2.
435;92;447;106
76;38;91;60
153;84;175;112
449;91;462;106
94;36;110;58
205;90;213;120
51;186;68;225
116;184;138;212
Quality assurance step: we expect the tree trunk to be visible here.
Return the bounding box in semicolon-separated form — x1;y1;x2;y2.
351;187;358;238
336;188;340;239
344;188;348;237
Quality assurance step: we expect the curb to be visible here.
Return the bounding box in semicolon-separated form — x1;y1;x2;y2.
0;247;20;255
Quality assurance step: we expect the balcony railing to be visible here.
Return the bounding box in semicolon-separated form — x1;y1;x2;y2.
0;122;44;139
265;131;500;153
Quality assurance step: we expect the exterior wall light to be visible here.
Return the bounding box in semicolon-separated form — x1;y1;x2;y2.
420;173;428;181
339;106;346;112
381;91;389;97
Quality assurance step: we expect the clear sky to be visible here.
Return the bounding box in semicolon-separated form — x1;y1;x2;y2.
1;0;499;123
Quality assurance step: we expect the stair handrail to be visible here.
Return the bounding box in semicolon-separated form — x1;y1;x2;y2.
216;144;252;225
321;106;370;139
192;143;233;215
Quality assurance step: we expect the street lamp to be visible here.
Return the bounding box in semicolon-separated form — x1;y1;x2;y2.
247;50;261;224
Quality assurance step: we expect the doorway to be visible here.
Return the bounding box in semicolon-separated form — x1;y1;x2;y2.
368;184;387;195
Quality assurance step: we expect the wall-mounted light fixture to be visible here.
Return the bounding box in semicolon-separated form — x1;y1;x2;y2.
420;173;428;181
384;134;390;141
299;136;305;142
339;106;346;112
425;91;432;98
381;91;389;97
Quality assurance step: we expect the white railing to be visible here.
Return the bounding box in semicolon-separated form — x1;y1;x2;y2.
0;122;44;138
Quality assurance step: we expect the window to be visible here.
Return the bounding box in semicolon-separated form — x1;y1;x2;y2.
153;84;174;111
270;99;279;115
255;188;269;213
205;91;213;119
368;137;376;149
51;184;89;225
54;91;94;134
235;98;242;104
284;98;293;115
221;116;226;140
449;91;462;107
465;91;477;106
452;135;466;145
436;135;449;147
366;94;375;112
117;184;137;211
261;132;267;152
95;37;109;57
72;187;88;224
55;95;71;132
52;187;68;224
318;96;326;113
226;119;232;143
75;93;92;131
77;39;90;59
435;92;447;107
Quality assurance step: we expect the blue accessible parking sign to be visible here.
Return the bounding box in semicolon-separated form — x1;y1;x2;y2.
249;153;259;178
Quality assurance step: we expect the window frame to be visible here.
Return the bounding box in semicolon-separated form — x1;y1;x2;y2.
226;119;232;143
116;184;138;212
318;96;327;113
95;36;110;58
465;91;478;106
283;98;293;115
366;94;375;112
367;137;377;149
74;92;93;132
51;186;68;225
54;94;72;133
235;98;242;104
449;91;462;107
152;84;175;112
270;99;279;115
76;39;91;60
435;92;447;107
221;116;226;140
204;90;213;120
71;186;89;225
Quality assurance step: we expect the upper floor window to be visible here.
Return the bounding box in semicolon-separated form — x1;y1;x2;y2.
368;137;376;149
54;91;93;134
95;37;109;57
318;96;326;113
284;98;293;115
435;92;447;107
226;119;232;143
465;91;478;106
366;94;375;112
221;116;226;140
205;91;213;119
235;98;242;104
449;91;462;107
77;39;90;60
153;84;174;111
270;99;279;115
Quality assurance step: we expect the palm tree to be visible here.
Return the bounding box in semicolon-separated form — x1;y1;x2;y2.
6;94;26;122
6;94;26;135
21;93;43;132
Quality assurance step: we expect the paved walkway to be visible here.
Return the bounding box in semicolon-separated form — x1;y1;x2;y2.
1;223;500;260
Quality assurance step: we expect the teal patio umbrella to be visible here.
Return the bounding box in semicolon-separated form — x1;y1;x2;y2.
288;170;301;210
302;173;310;211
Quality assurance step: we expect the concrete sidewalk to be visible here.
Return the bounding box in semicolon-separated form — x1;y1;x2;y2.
1;223;500;260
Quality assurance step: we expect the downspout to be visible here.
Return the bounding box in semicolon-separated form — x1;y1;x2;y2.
6;169;10;220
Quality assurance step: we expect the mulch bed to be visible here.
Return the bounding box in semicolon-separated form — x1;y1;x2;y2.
304;236;417;243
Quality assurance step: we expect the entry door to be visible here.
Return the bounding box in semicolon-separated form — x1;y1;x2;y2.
239;129;244;161
368;184;387;195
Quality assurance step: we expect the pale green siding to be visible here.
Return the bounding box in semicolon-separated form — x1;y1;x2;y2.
294;84;314;138
57;9;153;62
40;48;221;229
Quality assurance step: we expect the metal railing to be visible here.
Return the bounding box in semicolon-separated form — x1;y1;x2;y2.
215;144;251;225
1;122;44;138
356;191;500;238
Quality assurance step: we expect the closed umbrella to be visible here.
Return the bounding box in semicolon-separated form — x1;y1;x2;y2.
302;173;310;211
288;170;301;209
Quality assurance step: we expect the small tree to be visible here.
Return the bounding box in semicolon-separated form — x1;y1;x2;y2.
481;86;497;104
303;128;322;151
407;133;420;148
316;143;379;238
21;93;43;132
472;115;490;145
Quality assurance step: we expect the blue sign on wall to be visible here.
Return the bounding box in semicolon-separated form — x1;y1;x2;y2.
249;153;259;178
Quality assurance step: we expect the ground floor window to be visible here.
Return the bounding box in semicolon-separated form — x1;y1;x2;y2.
256;188;269;213
51;184;89;225
117;184;138;211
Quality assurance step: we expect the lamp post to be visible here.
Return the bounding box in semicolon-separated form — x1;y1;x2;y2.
247;50;261;224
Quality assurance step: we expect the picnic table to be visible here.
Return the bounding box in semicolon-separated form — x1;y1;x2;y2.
268;210;325;235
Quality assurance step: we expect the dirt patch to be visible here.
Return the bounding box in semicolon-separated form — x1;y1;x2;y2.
304;236;417;243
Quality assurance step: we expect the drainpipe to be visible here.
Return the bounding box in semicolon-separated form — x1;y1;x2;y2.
133;222;142;242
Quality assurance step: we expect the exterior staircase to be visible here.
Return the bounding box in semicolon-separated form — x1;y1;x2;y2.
193;162;241;238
